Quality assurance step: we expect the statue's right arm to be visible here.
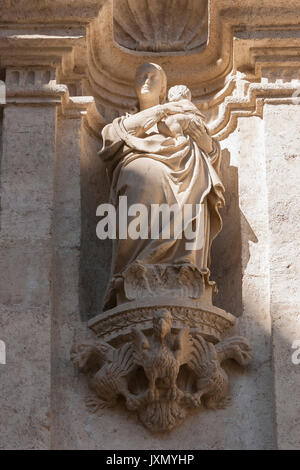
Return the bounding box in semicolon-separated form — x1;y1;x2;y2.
123;105;167;137
123;102;189;136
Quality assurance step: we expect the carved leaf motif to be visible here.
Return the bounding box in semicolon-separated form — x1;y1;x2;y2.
123;263;205;300
178;265;204;298
123;263;152;300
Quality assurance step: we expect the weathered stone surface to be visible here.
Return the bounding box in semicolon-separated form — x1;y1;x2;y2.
0;103;56;449
68;57;255;435
72;310;252;433
113;0;208;53
0;0;299;450
264;104;300;450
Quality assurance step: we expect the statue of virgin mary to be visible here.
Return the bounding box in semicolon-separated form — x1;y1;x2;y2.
98;62;224;310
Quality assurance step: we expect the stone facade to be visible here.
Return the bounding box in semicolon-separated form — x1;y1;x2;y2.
0;0;299;449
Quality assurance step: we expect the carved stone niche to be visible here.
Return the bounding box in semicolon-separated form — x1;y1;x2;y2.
113;0;208;53
71;58;253;432
71;266;252;432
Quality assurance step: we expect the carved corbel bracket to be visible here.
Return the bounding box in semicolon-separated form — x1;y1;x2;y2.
72;266;252;432
71;308;252;433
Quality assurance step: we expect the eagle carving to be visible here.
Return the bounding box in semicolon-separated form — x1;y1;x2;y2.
71;309;252;432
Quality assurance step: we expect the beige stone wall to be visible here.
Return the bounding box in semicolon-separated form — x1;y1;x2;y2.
0;0;299;449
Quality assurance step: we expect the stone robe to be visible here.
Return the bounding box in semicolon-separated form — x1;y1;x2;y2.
99;114;224;309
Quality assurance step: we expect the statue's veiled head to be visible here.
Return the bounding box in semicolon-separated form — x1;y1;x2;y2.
135;62;167;110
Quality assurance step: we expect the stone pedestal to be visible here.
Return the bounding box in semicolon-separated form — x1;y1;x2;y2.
89;297;235;345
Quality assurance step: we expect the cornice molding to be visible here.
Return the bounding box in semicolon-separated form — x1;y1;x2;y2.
0;1;104;24
2;1;300;136
4;67;97;120
5;67;67;106
209;53;300;139
86;0;300;114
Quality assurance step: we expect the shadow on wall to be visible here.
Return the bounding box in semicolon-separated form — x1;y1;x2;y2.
55;124;281;450
79;141;258;321
211;149;258;317
0;69;5;229
0;107;3;233
79;126;112;322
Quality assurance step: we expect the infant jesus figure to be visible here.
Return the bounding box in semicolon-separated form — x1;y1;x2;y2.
158;85;213;154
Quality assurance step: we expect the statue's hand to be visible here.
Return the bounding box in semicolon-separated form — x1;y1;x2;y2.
161;101;197;116
187;116;213;154
160;102;187;116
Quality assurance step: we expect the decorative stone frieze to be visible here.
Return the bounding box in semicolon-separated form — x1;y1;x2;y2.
88;299;236;345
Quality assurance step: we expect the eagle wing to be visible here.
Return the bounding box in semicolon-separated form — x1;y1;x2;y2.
108;342;136;378
188;334;221;390
173;327;194;365
131;328;151;366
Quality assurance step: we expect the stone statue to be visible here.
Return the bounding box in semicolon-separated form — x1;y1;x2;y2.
72;63;252;433
98;62;225;310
